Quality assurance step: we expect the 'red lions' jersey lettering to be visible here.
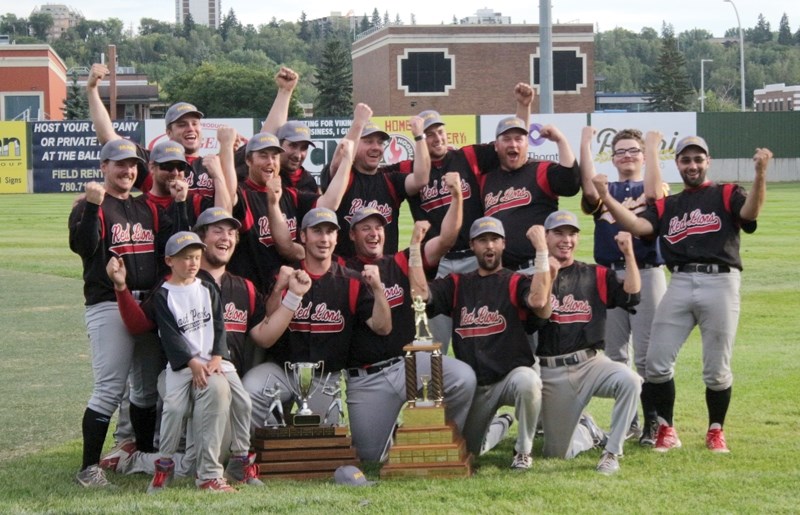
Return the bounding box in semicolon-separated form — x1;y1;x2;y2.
223;301;248;333
550;294;592;324
454;306;507;338
483;187;532;217
345;199;393;225
109;222;155;256
664;209;722;244
383;282;404;308
418;177;472;213
290;302;345;333
256;214;297;248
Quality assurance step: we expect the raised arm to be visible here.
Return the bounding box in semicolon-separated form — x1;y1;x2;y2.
525;225;553;318
87;63;121;145
579;126;600;206
514;82;534;127
739;148;772;221
408;229;430;302
616;232;640;295
539;124;576;168
261;67;299;133
404;115;430;195
265;176;305;261
644;130;665;202
202;154;232;213
329;103;372;176
250;269;310;348
215;126;238;208
316;139;354;210
592;174;655;237
422;171;462;265
361;264;392;335
265;266;293;317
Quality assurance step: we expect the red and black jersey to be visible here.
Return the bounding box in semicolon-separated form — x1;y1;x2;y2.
283;261;376;372
478;160;580;268
144;190;213;228
386;144;498;253
196;269;264;376
228;178;317;292
281;166;319;195
342;249;437;366
537;261;640;357
68;195;187;305
427;268;542;386
324;165;409;258
639;182;754;270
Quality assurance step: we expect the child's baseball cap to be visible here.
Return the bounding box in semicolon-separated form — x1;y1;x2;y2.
165;231;207;256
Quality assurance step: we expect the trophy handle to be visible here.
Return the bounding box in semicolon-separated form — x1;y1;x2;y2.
283;362;301;398
307;361;326;398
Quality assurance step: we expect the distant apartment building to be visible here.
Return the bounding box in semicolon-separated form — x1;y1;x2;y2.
459;8;512;25
176;0;220;29
30;4;83;41
754;83;800;112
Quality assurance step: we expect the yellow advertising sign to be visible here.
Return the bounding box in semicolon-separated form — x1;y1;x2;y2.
0;121;28;193
372;116;477;165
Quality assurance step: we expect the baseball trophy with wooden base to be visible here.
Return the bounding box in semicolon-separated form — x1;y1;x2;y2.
251;366;359;480
380;297;473;478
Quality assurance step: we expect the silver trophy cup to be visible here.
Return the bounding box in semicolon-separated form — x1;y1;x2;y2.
284;361;325;425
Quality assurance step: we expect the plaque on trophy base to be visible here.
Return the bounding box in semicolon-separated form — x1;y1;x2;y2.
380;340;473;479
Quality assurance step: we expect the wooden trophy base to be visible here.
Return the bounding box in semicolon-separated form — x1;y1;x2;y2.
380;405;473;479
252;425;359;480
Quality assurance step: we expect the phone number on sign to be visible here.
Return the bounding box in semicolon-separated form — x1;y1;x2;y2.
60;182;88;192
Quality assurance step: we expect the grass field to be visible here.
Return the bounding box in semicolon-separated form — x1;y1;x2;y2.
0;186;798;513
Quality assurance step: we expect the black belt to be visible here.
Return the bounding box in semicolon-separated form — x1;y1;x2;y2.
346;356;403;378
606;262;660;271
539;348;597;368
444;249;474;260
671;263;731;274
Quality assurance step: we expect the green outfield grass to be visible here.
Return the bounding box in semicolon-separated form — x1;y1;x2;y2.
0;186;798;513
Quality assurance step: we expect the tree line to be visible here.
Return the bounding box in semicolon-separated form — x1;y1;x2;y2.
3;9;800;117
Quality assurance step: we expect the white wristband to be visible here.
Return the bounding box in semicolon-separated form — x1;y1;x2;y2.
281;291;302;312
409;243;423;268
534;251;549;274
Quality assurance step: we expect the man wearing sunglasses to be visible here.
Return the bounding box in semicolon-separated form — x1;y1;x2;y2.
592;135;772;455
579;127;668;446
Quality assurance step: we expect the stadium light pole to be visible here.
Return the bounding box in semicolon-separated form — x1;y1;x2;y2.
700;59;713;112
724;0;746;111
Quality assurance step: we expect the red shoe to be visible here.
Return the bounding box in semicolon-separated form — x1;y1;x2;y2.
99;439;137;473
198;478;236;493
653;423;682;453
147;458;174;494
706;427;730;453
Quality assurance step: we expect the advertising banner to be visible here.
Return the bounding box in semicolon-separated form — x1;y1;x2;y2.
0;121;28;193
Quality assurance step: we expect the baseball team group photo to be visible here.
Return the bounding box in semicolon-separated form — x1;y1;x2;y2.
1;59;799;513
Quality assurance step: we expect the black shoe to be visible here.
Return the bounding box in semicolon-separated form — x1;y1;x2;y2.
639;419;658;447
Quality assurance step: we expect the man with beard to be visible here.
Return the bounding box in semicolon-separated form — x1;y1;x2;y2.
339;174;477;462
478;117;581;274
593;136;772;455
409;217;552;470
535;210;642;475
321;104;430;258
274;121;321;195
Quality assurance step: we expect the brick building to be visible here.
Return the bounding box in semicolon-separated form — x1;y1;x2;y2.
754;83;800;112
351;23;595;116
0;44;67;121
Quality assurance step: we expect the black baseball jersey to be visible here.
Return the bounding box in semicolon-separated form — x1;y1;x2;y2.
478;160;580;268
138;145;247;198
228;178;317;292
69;195;187;305
638;182;755;270
144;191;213;228
537;261;640;357
343;249;437;366
427;268;542;386
321;164;410;258
582;180;663;267
386;144;498;252
283;261;376;372
281;166;319;195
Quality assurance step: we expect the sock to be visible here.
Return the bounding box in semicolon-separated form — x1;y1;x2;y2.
649;379;676;426
706;386;732;428
640;382;658;425
130;402;158;453
82;407;111;470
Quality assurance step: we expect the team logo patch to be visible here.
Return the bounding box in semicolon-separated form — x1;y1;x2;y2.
664;209;722;244
454;307;507;338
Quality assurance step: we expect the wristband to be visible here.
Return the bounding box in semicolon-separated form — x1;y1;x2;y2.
281;291;302;312
414;134;424;142
409;243;423;267
534;251;549;274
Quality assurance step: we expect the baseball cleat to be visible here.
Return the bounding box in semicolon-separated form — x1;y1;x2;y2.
198;477;236;492
706;426;730;453
639;419;659;447
75;464;111;488
596;451;620;475
653;423;682;452
510;452;532;470
224;452;264;486
147;458;174;494
99;439;137;473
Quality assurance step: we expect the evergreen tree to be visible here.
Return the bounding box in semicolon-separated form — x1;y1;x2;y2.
28;12;54;41
751;14;772;44
371;9;382;29
62;71;89;120
394;14;403;26
360;14;369;33
219;8;241;41
452;15;458;25
299;11;310;42
383;11;390;26
182;12;195;38
646;24;694;112
314;39;353;117
777;13;792;45
410;13;416;26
